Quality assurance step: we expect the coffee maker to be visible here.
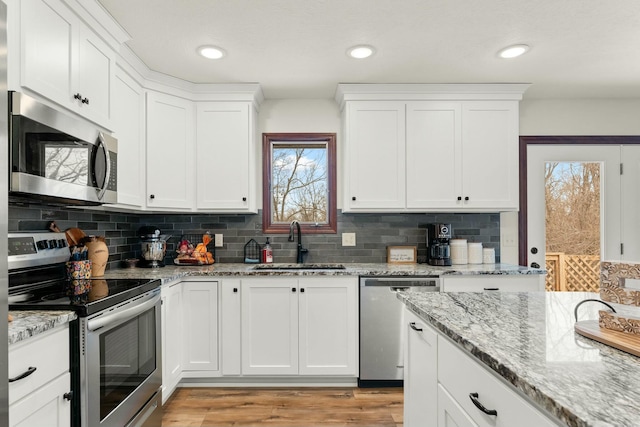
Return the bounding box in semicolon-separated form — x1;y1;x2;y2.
427;223;452;266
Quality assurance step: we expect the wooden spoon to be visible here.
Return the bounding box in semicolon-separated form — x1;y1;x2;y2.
65;227;87;247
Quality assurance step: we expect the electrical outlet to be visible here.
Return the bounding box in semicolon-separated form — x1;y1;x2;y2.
342;232;356;247
501;233;517;248
215;234;224;247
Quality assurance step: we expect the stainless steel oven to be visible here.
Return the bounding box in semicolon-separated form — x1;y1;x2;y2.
81;288;162;427
8;231;162;427
9;91;117;205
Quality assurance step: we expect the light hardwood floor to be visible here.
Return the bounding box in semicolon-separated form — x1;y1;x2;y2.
162;387;403;427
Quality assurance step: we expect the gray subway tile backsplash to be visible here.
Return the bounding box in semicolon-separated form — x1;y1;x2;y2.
9;202;501;269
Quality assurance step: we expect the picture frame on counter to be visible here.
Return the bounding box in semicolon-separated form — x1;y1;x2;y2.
387;246;417;264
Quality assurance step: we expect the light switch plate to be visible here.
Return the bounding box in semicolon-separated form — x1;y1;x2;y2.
215;234;224;247
342;232;356;247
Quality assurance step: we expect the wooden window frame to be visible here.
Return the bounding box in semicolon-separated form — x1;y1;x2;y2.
262;132;337;234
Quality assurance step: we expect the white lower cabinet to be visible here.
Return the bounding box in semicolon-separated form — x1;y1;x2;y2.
437;384;478;427
9;326;71;427
404;309;438;427
161;280;183;403
182;280;219;374
241;277;358;376
441;275;545;292
403;307;558;427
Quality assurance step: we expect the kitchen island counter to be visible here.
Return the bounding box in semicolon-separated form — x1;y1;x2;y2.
103;262;544;284
397;289;640;427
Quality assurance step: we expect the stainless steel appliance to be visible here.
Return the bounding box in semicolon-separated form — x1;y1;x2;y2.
427;223;452;266
9;91;118;205
359;276;440;387
0;3;9;424
8;231;162;427
138;226;168;268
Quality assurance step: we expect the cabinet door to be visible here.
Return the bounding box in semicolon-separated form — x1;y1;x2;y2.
241;278;298;375
437;384;479;427
161;281;183;402
112;70;145;208
75;26;114;127
10;373;71;427
298;277;358;376
146;91;195;209
20;0;75;108
344;101;406;211
460;101;519;210
221;279;242;376
406;101;461;209
404;309;438;427
196;102;254;211
182;281;218;372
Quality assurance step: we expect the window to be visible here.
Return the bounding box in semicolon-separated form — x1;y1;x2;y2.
262;133;337;234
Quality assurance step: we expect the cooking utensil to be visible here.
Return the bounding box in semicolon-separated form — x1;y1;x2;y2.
65;227;87;247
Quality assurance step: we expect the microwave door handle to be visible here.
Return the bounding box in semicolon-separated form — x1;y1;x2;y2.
95;133;111;200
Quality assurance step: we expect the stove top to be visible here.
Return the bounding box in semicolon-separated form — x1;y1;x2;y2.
9;277;161;317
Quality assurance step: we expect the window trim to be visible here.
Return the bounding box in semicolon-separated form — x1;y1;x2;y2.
262;132;337;234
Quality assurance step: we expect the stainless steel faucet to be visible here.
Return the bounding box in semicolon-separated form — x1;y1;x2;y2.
288;220;308;263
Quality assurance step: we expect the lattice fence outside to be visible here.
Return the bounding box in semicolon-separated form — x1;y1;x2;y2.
545;252;600;292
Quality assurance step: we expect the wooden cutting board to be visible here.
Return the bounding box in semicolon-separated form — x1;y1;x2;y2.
575;320;640;357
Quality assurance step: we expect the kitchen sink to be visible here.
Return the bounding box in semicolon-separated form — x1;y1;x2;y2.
252;263;346;271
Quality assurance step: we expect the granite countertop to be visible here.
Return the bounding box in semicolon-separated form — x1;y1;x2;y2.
397;290;640;427
8;311;77;345
102;262;544;284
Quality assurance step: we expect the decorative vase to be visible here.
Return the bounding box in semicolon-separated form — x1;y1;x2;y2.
85;236;109;277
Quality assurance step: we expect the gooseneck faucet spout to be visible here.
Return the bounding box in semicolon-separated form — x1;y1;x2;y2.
288;220;308;264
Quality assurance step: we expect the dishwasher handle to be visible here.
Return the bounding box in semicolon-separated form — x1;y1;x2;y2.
363;278;440;289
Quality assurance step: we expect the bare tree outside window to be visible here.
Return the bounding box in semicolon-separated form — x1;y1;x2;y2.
45;146;89;184
262;133;337;234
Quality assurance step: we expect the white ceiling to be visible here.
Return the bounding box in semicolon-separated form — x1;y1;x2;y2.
98;0;640;100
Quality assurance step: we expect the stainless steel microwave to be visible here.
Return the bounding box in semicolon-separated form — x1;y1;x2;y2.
8;92;117;205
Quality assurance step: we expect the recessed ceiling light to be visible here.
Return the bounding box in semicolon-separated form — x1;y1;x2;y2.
197;45;226;59
498;44;530;59
347;45;375;59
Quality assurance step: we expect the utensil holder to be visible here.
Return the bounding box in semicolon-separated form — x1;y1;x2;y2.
66;260;92;280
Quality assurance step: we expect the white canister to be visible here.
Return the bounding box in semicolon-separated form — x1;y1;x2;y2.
483;247;496;264
450;239;468;265
468;242;483;264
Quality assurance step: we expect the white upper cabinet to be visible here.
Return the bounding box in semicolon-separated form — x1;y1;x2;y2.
19;0;118;129
111;69;145;208
336;84;528;213
344;101;406;210
196;102;257;212
146;91;196;210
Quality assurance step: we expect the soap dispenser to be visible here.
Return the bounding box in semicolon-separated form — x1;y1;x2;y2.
262;237;273;263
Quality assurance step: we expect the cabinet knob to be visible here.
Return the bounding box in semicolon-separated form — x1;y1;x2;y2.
530;247;538;254
457;196;462;201
531;262;541;269
352;196;356;201
149;194;155;199
233;288;238;293
242;197;247;202
292;288;297;292
464;196;469;201
73;93;82;101
82;97;89;105
63;391;73;401
300;288;305;293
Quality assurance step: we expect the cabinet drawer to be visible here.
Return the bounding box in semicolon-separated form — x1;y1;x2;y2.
442;275;544;292
438;337;557;427
9;326;70;405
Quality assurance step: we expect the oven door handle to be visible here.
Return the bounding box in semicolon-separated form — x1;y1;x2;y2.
88;293;159;332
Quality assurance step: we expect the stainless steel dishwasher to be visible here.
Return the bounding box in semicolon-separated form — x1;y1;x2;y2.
359;276;440;387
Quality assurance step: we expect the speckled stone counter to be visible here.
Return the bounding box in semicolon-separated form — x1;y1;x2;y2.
8;311;77;345
397;290;640;427
102;262;544;284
